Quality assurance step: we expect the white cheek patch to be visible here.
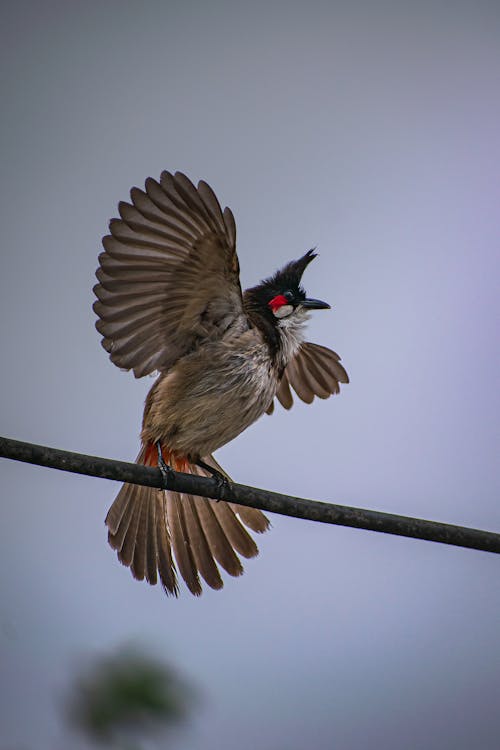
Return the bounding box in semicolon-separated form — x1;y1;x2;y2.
273;304;294;319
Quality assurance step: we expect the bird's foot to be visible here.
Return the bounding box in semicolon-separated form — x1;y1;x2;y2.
156;442;175;489
212;471;231;500
196;459;231;500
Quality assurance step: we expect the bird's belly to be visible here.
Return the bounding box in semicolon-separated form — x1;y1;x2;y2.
142;346;277;457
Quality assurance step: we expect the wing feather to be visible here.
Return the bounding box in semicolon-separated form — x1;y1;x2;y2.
94;171;245;377
287;355;315;403
270;342;349;411
223;207;237;248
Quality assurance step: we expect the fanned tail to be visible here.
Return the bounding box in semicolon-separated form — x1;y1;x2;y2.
105;445;270;596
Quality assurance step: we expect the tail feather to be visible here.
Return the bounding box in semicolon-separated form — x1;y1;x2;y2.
231;503;271;533
119;490;143;568
183;496;224;590
212;501;259;559
191;461;258;559
107;483;137;551
105;445;269;596
201;454;271;536
155;492;178;595
167;491;202;596
106;480;133;536
145;492;158;586
192;497;244;577
131;486;150;580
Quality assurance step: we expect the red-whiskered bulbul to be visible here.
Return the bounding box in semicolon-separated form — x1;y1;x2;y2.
93;171;349;596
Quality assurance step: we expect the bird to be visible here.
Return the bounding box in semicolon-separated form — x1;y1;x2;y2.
93;170;349;596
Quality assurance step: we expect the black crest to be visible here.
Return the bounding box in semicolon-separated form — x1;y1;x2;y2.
263;248;317;298
244;249;317;310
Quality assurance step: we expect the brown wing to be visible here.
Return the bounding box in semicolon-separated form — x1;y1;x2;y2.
93;171;245;377
267;341;349;413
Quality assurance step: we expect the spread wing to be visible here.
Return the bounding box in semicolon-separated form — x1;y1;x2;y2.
266;342;349;414
93;171;245;378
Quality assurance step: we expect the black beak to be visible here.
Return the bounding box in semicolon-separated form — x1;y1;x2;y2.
301;297;331;310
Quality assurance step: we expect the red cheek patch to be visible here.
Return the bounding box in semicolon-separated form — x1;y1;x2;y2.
268;294;288;312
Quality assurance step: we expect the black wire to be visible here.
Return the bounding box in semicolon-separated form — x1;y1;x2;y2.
1;435;499;555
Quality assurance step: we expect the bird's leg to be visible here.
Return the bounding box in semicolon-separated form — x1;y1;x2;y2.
195;458;231;500
156;442;175;489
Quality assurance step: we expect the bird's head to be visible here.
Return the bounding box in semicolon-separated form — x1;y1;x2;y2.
244;249;330;326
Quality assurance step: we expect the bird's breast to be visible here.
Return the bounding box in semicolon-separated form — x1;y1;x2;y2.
142;334;279;457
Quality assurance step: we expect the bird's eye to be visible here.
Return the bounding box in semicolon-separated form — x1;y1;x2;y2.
284;290;294;302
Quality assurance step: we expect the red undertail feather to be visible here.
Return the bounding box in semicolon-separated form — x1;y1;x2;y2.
143;442;190;473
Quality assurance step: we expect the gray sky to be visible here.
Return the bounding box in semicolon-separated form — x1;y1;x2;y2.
1;2;499;748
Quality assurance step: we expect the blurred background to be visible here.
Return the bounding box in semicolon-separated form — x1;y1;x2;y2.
1;1;499;748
